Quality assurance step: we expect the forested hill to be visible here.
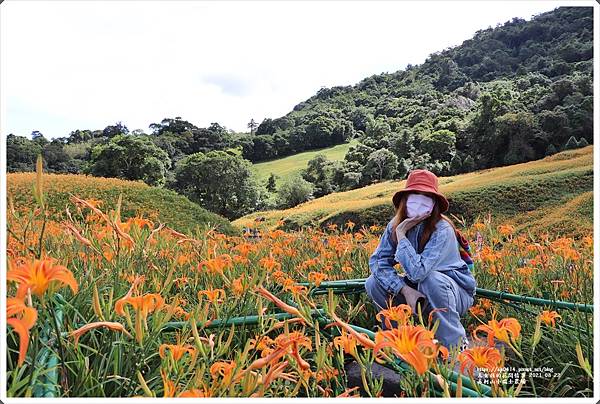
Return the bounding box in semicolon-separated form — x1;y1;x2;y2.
250;6;592;169
7;7;593;221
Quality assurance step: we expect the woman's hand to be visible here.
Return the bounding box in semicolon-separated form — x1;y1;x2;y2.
395;213;430;240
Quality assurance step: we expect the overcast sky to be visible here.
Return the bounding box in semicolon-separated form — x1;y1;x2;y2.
1;0;570;138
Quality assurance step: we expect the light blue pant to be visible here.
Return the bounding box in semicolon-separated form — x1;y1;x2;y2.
365;272;473;348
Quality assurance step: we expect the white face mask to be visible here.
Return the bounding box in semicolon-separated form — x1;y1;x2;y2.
406;193;435;218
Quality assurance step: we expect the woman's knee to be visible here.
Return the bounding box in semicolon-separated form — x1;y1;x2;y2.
419;271;455;308
365;275;380;299
365;275;387;307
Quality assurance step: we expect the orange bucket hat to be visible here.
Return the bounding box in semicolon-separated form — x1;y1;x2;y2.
392;169;449;213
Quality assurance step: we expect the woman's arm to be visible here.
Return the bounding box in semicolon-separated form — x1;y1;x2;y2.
394;221;453;283
368;222;406;296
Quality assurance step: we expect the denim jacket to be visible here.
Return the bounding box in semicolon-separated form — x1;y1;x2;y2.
368;218;477;297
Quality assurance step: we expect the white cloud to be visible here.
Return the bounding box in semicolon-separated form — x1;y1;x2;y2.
1;0;568;138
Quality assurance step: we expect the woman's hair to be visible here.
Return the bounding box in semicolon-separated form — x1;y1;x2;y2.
390;192;456;252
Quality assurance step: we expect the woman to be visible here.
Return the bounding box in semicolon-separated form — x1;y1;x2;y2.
365;169;476;350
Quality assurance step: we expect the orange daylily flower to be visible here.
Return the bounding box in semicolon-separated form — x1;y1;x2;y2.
473;314;521;353
333;331;359;359
173;276;189;288
283;282;308;298
314;367;339;383
473;222;486;231
8;257;78;298
498;224;515;236
198;288;226;305
539;310;562;328
373;325;439;375
115;277;164;343
232;275;245;297
161;369;177;397
307;271;327;287
458;346;503;382
159;343;197;361
7;297;38;366
273;331;312;371
70;321;132;347
198;254;232;275
234;242;255;257
376;304;413;329
210;360;238;386
259;255;281;272
126;217;153;230
249;336;276;357
469;305;486;317
115;293;164;319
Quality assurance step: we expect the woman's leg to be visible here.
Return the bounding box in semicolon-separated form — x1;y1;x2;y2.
418;270;470;349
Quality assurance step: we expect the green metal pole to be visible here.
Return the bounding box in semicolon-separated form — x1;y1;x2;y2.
301;279;593;313
33;296;63;397
475;288;593;313
161;309;326;332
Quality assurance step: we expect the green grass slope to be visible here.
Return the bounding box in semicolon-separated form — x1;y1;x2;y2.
252;139;358;184
7;173;235;235
235;146;593;237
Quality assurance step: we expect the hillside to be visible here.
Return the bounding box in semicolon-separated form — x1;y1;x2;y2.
245;6;593;168
234;145;593;237
7;173;235;235
252;139;358;183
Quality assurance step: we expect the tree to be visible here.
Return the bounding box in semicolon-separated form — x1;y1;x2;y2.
494;112;537;165
304;115;336;148
266;173;277;192
365;117;392;141
256;118;277;135
88;135;171;186
173;151;262;219
31;131;49;148
102;122;129;138
251;135;276;161
277;175;314;208
67;129;94;144
43;140;73;173
189;123;232;154
247;119;258;135
462;155;475;172
302;154;335;197
450;154;463;174
545;144;557;156
345;143;375;166
420;130;456;161
362;149;398;183
149;117;197;136
396;158;410;179
6;134;42;172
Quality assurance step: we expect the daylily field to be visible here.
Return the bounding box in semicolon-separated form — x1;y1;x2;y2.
5;164;594;398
